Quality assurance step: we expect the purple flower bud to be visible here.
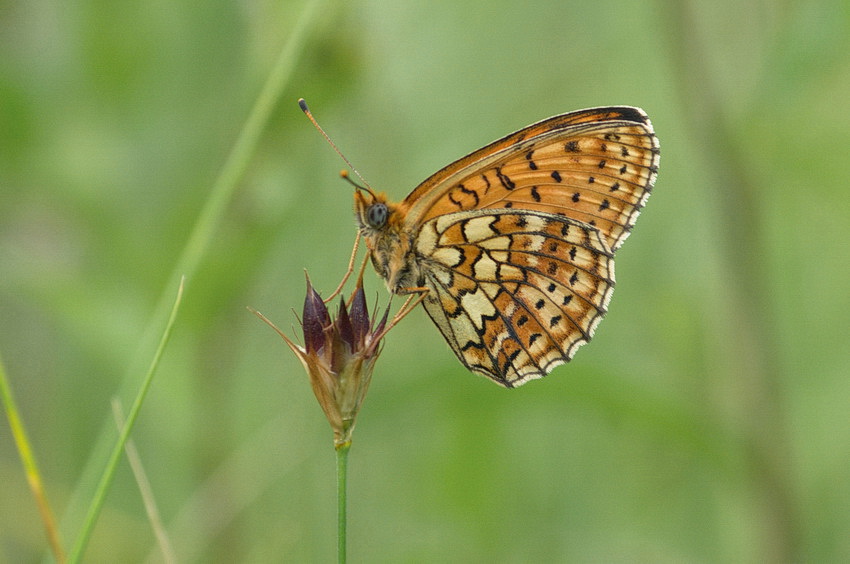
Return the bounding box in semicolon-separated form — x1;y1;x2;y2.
302;276;330;354
335;299;355;351
348;284;370;347
373;306;390;339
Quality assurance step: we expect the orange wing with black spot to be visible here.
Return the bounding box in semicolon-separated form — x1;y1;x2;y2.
404;107;659;253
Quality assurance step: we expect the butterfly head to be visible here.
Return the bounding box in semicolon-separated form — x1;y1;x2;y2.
353;190;419;293
355;191;389;231
353;188;391;233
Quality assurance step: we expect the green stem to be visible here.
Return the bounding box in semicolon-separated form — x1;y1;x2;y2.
0;352;66;563
68;278;185;563
336;442;350;564
662;4;799;560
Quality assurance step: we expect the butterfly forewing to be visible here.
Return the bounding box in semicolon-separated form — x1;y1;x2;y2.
414;208;615;387
404;107;659;253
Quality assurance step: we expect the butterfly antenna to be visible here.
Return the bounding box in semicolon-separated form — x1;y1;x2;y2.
298;98;377;197
340;169;369;191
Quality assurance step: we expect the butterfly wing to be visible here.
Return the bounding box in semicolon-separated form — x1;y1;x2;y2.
414;208;615;387
403;106;659;253
393;107;659;386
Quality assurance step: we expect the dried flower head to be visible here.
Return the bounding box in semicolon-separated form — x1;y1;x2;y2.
256;274;389;449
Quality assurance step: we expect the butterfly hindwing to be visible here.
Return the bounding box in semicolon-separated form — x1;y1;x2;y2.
414;208;614;387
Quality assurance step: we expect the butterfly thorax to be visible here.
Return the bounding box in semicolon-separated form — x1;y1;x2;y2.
354;191;422;294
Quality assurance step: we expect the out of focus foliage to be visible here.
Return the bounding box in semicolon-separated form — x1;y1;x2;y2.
2;1;849;561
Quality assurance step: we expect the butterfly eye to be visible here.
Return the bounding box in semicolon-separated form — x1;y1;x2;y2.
366;203;388;228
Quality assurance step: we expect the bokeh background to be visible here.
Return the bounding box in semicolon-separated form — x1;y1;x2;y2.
2;1;849;561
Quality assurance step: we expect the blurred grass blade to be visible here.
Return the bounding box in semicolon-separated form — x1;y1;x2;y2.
111;399;177;564
58;0;329;547
128;0;329;379
141;413;308;563
0;352;67;563
67;277;185;564
159;0;328;299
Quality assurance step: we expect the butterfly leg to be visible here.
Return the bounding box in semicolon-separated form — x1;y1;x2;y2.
376;288;429;338
324;233;364;303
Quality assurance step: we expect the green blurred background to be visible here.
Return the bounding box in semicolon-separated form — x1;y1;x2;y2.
2;0;849;561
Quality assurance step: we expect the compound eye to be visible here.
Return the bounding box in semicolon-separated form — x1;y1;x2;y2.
367;203;388;228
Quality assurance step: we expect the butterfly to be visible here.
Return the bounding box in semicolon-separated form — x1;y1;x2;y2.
353;107;659;387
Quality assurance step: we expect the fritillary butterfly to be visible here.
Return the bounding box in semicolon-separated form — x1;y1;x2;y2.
354;107;659;387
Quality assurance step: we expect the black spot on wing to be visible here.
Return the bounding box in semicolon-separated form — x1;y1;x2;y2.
525;150;538;170
496;167;516;190
458;183;479;206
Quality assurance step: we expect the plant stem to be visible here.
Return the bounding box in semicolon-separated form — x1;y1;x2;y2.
0;352;66;563
661;3;799;560
336;441;350;564
68;278;185;563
